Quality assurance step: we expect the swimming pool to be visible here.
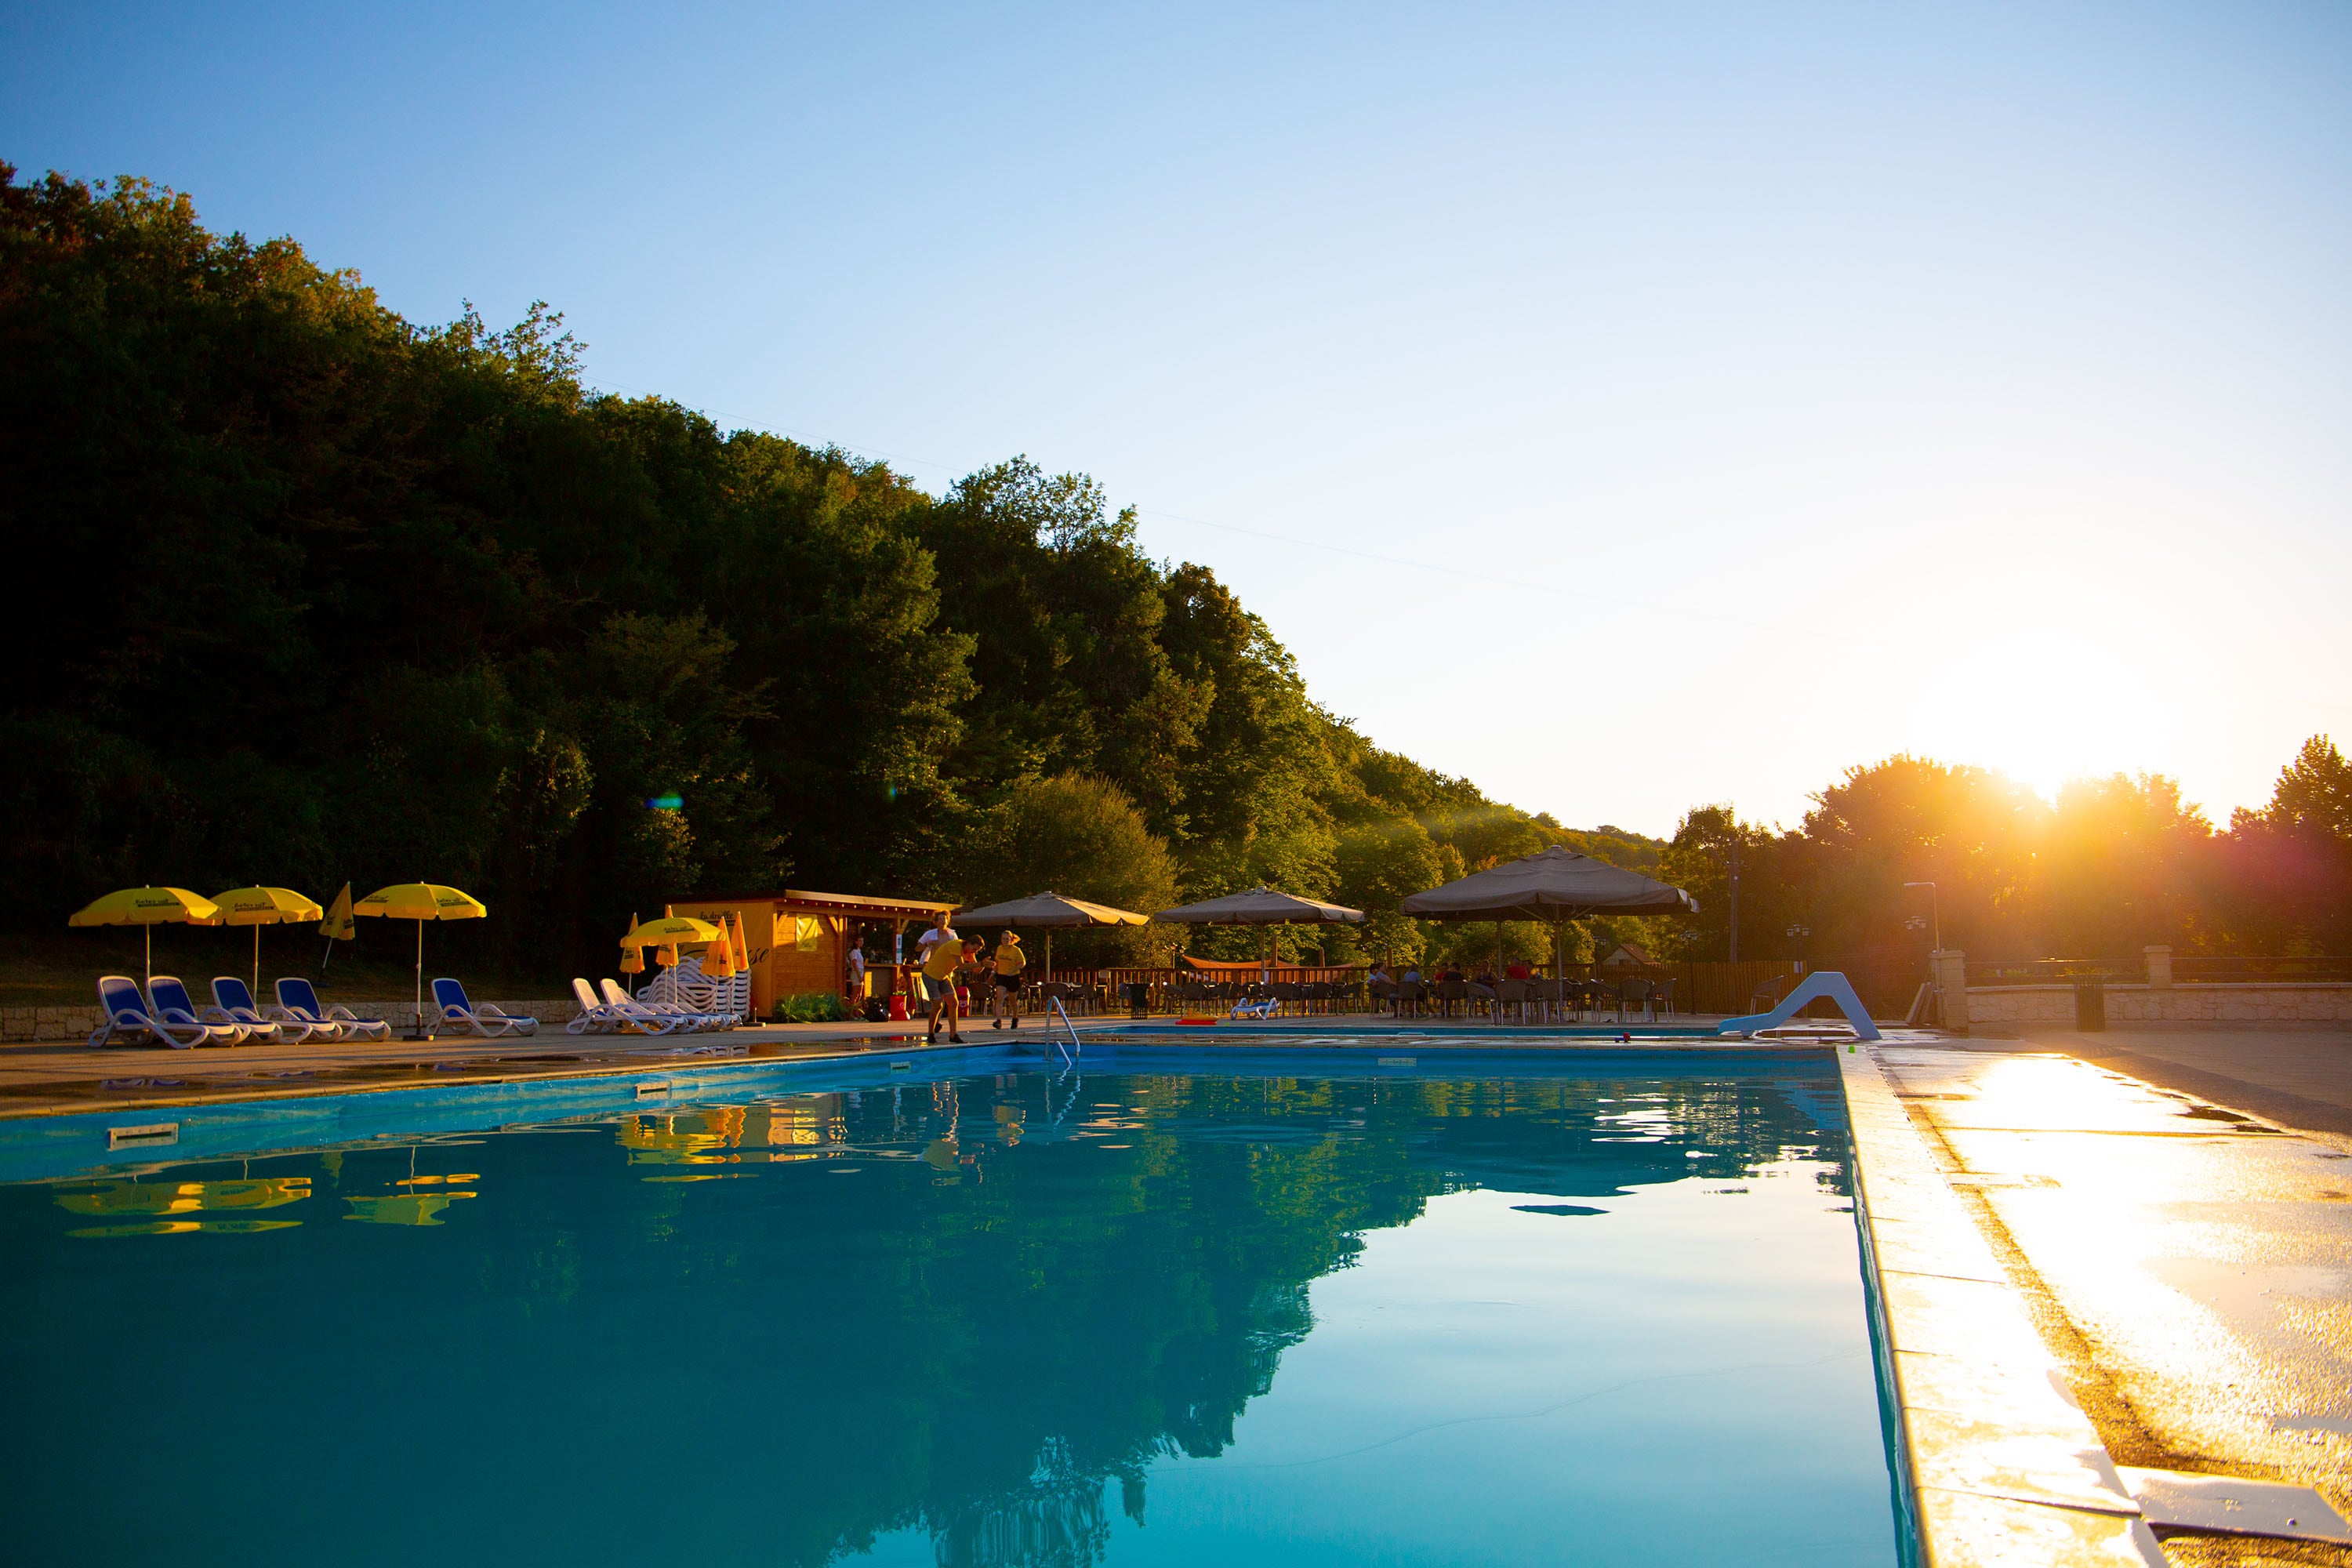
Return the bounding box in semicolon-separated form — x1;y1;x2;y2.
0;1050;1902;1566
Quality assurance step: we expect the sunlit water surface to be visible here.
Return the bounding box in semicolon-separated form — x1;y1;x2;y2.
0;1062;1897;1566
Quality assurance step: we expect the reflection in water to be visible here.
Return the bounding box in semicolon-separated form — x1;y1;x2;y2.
343;1192;477;1225
56;1176;311;1217
0;1065;1876;1568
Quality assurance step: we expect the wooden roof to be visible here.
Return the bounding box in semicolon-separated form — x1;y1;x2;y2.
674;888;956;920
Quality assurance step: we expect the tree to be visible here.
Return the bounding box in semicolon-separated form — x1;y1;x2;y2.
957;775;1179;964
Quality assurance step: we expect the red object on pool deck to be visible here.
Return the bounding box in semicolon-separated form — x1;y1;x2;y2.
1176;1017;1221;1027
888;994;909;1021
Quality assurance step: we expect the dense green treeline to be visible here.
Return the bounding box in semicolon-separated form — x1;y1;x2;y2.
0;167;1631;978
5;167;2343;983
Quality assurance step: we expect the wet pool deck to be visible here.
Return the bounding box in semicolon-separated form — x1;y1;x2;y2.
5;1018;2347;1564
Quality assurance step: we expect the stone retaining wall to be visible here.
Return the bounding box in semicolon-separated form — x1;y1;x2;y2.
3;999;583;1044
1962;982;2352;1026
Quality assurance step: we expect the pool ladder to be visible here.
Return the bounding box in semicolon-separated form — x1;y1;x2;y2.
1047;995;1082;1068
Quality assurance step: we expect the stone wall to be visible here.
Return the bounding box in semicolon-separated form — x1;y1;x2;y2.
1961;982;2352;1026
4;998;583;1044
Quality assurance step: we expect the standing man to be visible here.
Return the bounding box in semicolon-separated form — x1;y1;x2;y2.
989;930;1026;1030
846;927;867;1013
913;910;952;1019
922;920;969;1044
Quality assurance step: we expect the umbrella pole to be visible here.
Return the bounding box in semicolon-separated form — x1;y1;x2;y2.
145;924;152;990
253;925;261;1000
415;920;425;1038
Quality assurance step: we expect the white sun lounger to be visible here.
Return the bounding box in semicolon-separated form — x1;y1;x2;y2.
432;978;539;1037
89;975;215;1049
147;975;251;1045
601;977;728;1032
274;977;393;1042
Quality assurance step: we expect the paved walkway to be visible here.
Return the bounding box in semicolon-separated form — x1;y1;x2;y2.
1883;1027;2352;1563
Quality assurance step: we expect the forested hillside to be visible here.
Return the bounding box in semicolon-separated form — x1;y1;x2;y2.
6;167;2343;985
0;167;1627;976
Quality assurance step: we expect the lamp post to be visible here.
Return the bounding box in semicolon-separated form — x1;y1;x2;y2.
1903;881;1940;952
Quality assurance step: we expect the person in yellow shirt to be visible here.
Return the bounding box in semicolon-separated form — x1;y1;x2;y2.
922;927;975;1044
989;931;1026;1030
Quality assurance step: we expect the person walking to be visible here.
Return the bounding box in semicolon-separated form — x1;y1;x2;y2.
989;930;1026;1029
922;924;971;1044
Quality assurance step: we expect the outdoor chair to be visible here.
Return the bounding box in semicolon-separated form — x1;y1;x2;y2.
605;977;728;1032
1394;980;1425;1018
1270;982;1305;1015
1621;977;1657;1024
1466;981;1497;1021
433;978;539;1037
1433;978;1468;1018
210;976;303;1043
147;976;252;1045
1495;978;1530;1024
1367;980;1398;1017
89;975;214;1049
573;977;682;1035
1532;978;1570;1023
274;977;393;1041
571;977;648;1034
1651;976;1678;1017
1748;974;1791;1013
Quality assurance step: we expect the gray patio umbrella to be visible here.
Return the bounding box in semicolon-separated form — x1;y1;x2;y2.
1154;885;1364;969
1399;846;1697;976
953;891;1149;982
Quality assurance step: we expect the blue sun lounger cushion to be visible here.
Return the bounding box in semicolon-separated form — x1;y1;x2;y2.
433;978;539;1037
90;975;211;1049
274;977;393;1041
145;976;247;1046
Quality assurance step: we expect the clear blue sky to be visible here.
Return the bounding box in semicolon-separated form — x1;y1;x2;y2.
8;2;2348;835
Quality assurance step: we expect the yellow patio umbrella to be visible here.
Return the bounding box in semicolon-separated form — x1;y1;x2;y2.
318;882;358;968
354;883;488;1031
619;912;645;976
702;914;737;980
205;886;324;997
68;886;221;987
619;916;722;948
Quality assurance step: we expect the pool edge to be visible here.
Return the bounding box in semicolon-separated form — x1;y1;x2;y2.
1835;1045;2166;1567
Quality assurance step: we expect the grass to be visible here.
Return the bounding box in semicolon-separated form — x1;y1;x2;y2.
7;926;577;1009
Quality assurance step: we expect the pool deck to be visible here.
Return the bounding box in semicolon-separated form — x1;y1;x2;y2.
5;1016;2347;1564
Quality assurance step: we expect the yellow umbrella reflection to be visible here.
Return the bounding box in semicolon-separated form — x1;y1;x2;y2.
57;1177;311;1216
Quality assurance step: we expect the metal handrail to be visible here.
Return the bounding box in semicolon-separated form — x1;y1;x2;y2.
1048;995;1081;1068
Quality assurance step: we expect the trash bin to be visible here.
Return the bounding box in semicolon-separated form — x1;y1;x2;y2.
2074;981;2105;1032
1125;982;1150;1018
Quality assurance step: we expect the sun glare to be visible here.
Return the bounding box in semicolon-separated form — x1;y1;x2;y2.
1910;627;2172;804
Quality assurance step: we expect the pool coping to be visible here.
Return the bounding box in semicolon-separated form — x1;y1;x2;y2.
1835;1044;2168;1566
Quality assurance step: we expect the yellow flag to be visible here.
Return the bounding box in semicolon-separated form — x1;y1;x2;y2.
320;883;357;942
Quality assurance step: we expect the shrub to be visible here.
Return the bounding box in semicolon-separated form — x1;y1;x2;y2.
775;991;848;1024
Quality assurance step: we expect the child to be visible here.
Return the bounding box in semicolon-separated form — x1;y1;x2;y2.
990;930;1026;1029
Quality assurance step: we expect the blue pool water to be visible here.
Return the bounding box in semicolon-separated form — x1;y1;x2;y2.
0;1052;1900;1566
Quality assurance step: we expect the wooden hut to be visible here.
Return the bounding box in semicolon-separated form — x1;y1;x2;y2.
668;889;955;1018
